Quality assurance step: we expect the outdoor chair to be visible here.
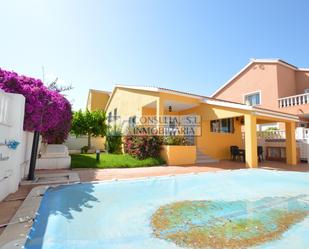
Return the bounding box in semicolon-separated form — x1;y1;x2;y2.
230;145;246;162
230;146;240;161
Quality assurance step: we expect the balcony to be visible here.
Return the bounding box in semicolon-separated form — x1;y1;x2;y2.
278;93;309;108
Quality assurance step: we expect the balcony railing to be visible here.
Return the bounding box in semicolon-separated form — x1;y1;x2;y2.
241;128;309;140
278;92;309;108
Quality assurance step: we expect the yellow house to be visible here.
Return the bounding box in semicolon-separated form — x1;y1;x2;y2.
92;85;298;168
86;89;111;111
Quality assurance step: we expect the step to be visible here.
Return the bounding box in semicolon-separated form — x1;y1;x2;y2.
196;154;213;159
195;158;219;164
196;151;209;156
196;150;219;164
196;152;210;156
196;152;214;158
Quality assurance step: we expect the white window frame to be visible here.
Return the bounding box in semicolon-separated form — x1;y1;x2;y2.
243;90;262;106
304;89;309;93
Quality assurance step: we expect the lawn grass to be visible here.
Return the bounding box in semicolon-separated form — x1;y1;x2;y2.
71;153;165;169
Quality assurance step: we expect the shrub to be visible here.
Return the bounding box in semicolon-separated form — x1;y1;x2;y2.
124;134;161;160
106;126;123;154
163;136;188;145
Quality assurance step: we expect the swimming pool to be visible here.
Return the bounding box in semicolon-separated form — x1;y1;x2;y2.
25;170;309;249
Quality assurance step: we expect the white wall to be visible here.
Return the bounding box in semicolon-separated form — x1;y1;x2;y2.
0;91;32;201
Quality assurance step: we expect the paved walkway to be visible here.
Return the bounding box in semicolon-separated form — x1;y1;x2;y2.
1;161;308;235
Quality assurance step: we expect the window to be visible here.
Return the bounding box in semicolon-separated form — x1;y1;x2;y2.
108;112;112;123
113;108;118;121
210;118;234;133
129;116;136;127
244;92;261;106
211;120;220;133
305;89;309;93
220;118;233;133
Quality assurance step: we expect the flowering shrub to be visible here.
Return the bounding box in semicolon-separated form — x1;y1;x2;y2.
0;68;72;143
123;134;161;160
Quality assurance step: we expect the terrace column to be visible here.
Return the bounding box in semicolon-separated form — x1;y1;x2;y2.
244;114;258;168
285;121;297;165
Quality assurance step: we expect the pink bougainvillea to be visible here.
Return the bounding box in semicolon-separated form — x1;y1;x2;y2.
0;68;72;144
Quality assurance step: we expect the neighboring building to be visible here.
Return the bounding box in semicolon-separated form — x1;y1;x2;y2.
86;89;111;111
211;59;309;128
102;84;298;168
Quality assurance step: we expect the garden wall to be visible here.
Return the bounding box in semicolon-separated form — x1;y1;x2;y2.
161;145;196;165
0;91;32;201
64;134;105;152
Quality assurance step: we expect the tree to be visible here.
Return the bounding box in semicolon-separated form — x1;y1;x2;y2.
71;109;107;148
47;77;73;94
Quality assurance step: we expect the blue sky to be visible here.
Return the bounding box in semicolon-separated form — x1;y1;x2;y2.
1;0;309;110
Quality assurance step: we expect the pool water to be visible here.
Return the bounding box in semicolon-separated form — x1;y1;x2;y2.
24;170;309;249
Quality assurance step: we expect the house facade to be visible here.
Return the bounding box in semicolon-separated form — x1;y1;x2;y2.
212;59;309;128
94;85;299;168
86;89;110;111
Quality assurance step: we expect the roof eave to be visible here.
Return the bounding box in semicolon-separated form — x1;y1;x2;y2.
252;107;299;122
211;60;254;97
204;99;299;122
204;99;253;111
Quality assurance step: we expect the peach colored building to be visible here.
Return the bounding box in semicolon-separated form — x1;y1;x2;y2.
212;59;309;128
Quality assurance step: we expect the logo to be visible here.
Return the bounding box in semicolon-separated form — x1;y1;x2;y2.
109;115;202;136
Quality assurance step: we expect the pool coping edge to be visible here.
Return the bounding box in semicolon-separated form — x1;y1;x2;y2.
0;186;49;249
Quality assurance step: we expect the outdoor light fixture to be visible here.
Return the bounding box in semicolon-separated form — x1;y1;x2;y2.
96;149;100;161
168;105;172;112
